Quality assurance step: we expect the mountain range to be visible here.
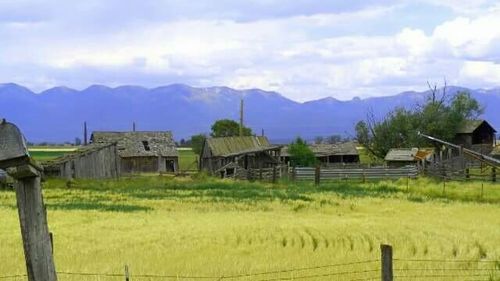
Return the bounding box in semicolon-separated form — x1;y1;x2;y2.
1;83;499;143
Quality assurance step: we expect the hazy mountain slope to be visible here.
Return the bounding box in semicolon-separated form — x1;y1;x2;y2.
1;83;498;143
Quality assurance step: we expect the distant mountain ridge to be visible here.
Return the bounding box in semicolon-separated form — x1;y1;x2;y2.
1;83;499;143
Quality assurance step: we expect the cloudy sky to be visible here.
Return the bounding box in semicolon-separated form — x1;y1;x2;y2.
1;0;500;101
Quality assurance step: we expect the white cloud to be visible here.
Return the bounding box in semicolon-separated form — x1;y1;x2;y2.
1;1;500;101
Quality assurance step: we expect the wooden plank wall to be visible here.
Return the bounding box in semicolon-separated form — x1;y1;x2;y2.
58;144;120;179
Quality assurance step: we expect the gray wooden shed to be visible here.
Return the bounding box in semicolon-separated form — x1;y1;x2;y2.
43;143;120;179
91;131;179;174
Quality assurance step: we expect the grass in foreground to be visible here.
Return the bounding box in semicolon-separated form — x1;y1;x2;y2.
0;177;499;280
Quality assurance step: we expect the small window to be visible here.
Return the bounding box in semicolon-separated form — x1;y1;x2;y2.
142;141;150;151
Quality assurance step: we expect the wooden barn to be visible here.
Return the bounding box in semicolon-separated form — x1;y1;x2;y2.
91;131;179;174
199;136;282;178
454;120;496;152
384;148;433;167
43;143;120;179
281;142;360;166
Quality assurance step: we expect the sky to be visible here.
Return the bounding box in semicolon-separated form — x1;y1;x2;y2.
1;0;500;101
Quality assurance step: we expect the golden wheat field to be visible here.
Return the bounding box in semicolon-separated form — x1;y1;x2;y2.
0;176;499;280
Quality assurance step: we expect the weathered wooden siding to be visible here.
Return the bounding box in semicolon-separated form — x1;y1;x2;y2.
46;143;120;179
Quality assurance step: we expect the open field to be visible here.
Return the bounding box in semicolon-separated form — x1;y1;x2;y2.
1;177;499;280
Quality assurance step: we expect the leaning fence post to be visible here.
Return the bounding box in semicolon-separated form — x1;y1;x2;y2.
125;264;129;281
314;165;320;186
0;120;57;281
381;244;393;281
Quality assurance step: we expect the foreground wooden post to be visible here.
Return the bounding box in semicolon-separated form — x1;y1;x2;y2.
314;165;320;186
0;120;57;281
492;167;496;183
380;244;393;281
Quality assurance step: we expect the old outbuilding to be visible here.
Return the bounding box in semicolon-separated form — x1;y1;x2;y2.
199;136;283;179
384;148;433;167
281;142;360;166
454;120;496;152
91;131;179;174
43;143;120;179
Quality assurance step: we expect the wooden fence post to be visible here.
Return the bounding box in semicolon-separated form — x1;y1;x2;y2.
314;165;320;186
0;120;57;281
442;177;446;195
492;167;496;183
50;232;53;254
465;168;470;180
125;264;129;281
381;244;393;281
272;166;277;184
292;166;296;182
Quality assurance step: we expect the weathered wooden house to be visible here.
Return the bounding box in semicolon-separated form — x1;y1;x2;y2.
280;142;360;166
43;143;120;179
454;120;496;152
91;131;179;174
384;148;433;167
199;136;282;178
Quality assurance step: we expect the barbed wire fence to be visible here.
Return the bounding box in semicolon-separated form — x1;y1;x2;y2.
2;245;498;280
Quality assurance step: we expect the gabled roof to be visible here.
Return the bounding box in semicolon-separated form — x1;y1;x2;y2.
456;120;496;134
281;142;359;157
385;148;419;161
91;131;178;157
205;136;281;157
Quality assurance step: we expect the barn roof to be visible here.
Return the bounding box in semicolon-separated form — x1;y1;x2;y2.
456;120;496;134
91;131;178;157
384;148;419;162
205;136;281;157
281;142;359;157
43;142;117;166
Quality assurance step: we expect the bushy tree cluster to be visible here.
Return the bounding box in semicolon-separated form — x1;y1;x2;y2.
355;90;483;159
288;137;317;167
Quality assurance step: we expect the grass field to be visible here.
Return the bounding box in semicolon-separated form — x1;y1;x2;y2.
1;176;499;280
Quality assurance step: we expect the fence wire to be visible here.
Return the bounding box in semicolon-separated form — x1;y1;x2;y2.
2;258;499;280
393;258;500;281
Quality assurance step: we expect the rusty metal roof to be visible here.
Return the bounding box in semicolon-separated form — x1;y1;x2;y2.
91;131;178;157
206;136;280;157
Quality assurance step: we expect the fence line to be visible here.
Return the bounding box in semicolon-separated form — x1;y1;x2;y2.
2;248;499;280
293;166;419;183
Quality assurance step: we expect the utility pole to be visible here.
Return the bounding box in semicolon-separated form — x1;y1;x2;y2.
83;122;88;146
133;122;136;132
261;128;264;137
239;98;244;137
